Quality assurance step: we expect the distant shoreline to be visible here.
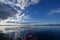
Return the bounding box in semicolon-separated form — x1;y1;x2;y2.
0;24;60;26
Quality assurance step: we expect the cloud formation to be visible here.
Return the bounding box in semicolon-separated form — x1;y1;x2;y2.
18;0;40;9
0;3;18;20
49;8;60;15
4;13;30;22
0;0;40;22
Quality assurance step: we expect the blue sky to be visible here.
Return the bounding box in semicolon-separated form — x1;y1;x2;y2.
0;0;60;24
21;0;60;23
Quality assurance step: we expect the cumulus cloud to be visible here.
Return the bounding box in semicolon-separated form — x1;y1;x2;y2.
19;0;39;8
49;8;60;15
11;0;40;10
0;3;18;20
4;13;30;22
0;0;40;22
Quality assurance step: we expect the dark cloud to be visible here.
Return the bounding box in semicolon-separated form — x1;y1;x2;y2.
0;3;18;20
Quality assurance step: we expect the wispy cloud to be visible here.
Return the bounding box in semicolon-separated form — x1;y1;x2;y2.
18;0;40;9
48;8;60;15
0;0;40;22
4;13;30;22
0;3;18;20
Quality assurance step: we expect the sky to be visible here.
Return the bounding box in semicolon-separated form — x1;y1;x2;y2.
0;0;60;24
24;0;60;24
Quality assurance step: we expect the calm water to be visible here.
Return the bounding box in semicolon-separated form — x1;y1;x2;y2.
20;26;60;36
0;26;60;40
20;26;60;40
21;26;60;32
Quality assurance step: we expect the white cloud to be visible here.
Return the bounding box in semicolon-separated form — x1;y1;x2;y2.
0;0;40;23
31;0;40;4
49;8;60;15
6;0;40;22
17;0;40;9
0;0;40;9
4;13;30;22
